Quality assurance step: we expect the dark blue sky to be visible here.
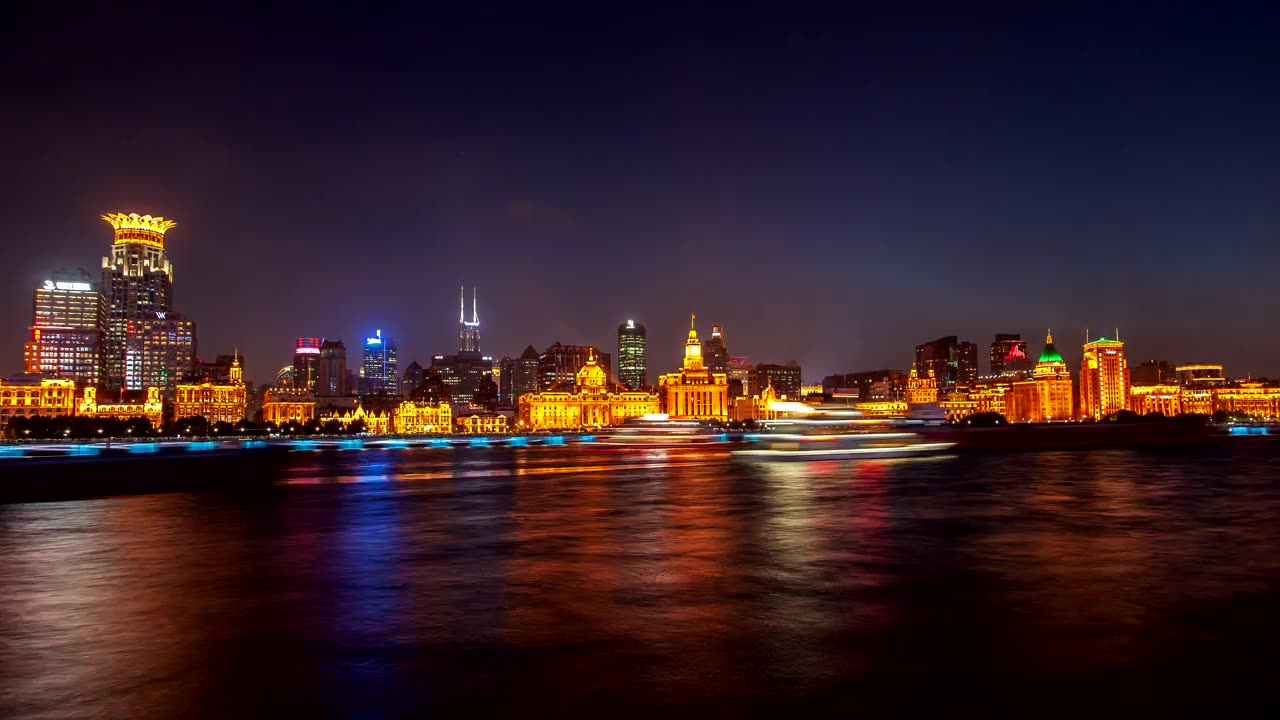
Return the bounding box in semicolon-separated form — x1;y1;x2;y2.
4;3;1278;383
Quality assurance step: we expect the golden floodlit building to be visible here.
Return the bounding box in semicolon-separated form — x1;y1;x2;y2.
323;404;391;435
1079;336;1129;420
657;316;729;421
1213;383;1280;420
0;375;77;428
455;411;509;434
262;390;316;425
78;386;164;427
518;350;660;430
938;382;1010;421
1128;384;1182;416
174;352;248;424
905;368;939;405
392;400;453;434
1007;331;1074;422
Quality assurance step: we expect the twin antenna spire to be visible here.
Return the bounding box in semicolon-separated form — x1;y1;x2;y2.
459;286;478;325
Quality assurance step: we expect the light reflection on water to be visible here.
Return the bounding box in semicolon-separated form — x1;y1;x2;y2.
2;443;1280;716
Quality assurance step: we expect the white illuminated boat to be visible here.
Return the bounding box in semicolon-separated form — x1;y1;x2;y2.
730;430;955;461
594;414;726;446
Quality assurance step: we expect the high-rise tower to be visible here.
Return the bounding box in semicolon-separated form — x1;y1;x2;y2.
1080;332;1129;420
362;330;398;394
617;320;647;389
703;324;729;373
100;212;179;389
23;270;107;384
459;286;480;353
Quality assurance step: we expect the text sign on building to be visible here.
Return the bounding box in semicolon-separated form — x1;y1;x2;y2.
43;280;93;292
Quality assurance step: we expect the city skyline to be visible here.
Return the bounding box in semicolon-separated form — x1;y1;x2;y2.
4;6;1279;382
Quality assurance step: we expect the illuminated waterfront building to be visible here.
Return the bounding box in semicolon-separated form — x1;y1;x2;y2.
989;334;1026;375
455;411;509;434
459;286;480;353
518;351;661;430
703;324;729;374
1080;335;1130;421
939;383;1010;421
317;340;348;396
728;382;800;423
293;338;322;391
854;400;909;418
1176;364;1226;388
100;213;178;389
1213;383;1280;420
261;390;316;425
1181;389;1214;416
174;353;247;424
322;403;391;435
392;400;453;434
122;312;196;390
191;354;241;384
0;376;76;428
657;316;729;421
1129;384;1182;416
539;343;610;391
753;363;803;400
23;271;107;385
78;386;163;428
362;330;398;394
905;368;939;405
1007;331;1074;422
617;320;647;389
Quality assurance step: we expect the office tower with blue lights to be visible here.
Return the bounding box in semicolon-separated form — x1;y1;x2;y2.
362;329;398;394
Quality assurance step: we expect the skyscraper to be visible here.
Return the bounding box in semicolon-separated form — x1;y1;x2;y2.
753;363;803;399
362;330;398;394
100;212;178;389
293;337;322;391
123;311;196;390
617;320;647;389
989;334;1027;375
703;324;729;373
914;336;978;389
23;270;107;384
1080;334;1130;420
459;286;480;352
539;343;611;391
317;340;348;396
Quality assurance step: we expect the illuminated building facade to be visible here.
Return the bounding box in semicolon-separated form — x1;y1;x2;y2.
362;330;398;394
518;351;661;430
261;390;316;425
1128;384;1181;416
1176;364;1225;388
317;340;348;396
174;353;247;424
100;213;178;389
23;272;107;385
1080;336;1129;420
1007;331;1074;422
1181;389;1213;416
657;317;729;421
539;343;611;391
939;382;1010;421
122;312;196;390
703;324;729;373
854;400;908;418
459;286;480;353
322;403;391;434
729;383;792;423
392;400;453;434
0;376;76;428
617;320;647;389
753;363;803;400
78;386;163;428
989;334;1026;375
455;411;508;434
905;368;939;405
430;352;497;405
1213;383;1280;420
293;337;322;391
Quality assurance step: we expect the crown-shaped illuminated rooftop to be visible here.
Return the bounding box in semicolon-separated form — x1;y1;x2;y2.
102;212;177;246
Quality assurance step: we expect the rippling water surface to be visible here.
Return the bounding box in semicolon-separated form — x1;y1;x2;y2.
3;442;1280;716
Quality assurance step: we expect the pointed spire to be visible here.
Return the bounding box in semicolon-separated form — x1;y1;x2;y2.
459;285;465;323
587;347;595;362
472;286;478;324
1046;328;1053;344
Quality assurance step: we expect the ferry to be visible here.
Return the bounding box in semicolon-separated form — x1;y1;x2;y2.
730;404;954;461
594;415;727;447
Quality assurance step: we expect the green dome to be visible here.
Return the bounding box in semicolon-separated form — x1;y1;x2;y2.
1037;331;1063;364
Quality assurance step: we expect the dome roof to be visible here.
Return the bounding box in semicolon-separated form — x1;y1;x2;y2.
575;350;607;389
1037;330;1063;364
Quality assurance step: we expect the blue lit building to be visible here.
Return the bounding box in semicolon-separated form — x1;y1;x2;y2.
362;329;398;395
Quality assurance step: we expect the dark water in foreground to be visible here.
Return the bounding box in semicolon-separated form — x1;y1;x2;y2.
3;442;1280;717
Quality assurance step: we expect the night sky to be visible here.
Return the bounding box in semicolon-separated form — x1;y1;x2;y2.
4;3;1278;384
